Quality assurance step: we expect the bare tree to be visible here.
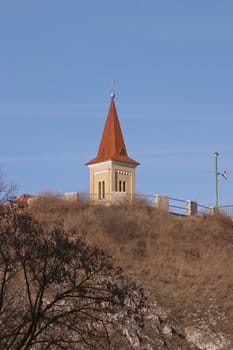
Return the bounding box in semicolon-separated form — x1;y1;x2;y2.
0;170;18;203
0;206;145;350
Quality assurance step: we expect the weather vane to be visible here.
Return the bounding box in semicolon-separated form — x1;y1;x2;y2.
110;80;115;99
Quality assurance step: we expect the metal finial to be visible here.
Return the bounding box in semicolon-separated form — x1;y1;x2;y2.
110;80;115;99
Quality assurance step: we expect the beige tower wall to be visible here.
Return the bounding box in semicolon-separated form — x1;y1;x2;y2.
88;160;136;202
111;162;136;198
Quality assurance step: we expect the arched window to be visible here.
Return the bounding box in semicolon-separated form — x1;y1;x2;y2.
115;172;118;191
119;180;122;192
123;181;126;192
98;182;101;200
102;181;105;199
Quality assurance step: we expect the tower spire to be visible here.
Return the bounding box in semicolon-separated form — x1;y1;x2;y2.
85;91;140;202
110;79;115;100
86;97;139;166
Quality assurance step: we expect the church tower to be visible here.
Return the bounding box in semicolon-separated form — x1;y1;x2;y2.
86;91;139;202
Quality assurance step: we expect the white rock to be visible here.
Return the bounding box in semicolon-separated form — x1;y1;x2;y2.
185;325;230;350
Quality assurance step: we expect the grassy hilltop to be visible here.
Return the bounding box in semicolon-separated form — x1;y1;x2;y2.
1;193;233;349
30;195;233;334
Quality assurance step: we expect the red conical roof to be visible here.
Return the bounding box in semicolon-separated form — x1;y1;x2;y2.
86;99;139;166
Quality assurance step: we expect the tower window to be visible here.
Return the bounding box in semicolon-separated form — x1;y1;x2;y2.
119;180;122;192
98;182;101;200
115;172;118;191
102;181;105;199
123;181;126;192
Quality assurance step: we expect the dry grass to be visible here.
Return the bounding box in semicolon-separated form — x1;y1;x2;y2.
28;194;233;327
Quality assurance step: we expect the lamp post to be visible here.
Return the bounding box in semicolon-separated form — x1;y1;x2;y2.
214;152;219;208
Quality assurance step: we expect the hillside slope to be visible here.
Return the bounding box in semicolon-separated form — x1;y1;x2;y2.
29;195;233;349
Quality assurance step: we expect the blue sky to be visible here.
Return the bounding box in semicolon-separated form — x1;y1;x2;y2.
0;0;233;207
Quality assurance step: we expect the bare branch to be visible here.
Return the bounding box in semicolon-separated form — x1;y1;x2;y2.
0;206;145;349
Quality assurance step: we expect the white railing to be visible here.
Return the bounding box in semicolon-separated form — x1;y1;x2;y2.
219;205;233;217
64;192;213;216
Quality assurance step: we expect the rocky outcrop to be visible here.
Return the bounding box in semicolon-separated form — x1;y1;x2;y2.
122;299;232;350
185;324;230;350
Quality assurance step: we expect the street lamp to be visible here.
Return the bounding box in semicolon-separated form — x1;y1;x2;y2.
214;152;219;208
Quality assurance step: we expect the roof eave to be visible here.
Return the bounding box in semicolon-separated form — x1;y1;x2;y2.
85;156;140;167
